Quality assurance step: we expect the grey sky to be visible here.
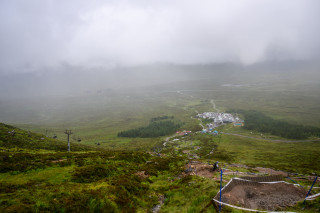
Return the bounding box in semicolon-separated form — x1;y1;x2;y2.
0;0;319;74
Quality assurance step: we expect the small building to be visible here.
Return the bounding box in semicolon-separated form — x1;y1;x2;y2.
176;130;192;136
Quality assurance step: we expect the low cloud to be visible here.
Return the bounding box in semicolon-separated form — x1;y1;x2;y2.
0;0;319;74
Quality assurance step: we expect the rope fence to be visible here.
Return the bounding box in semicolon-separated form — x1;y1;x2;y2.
213;175;314;212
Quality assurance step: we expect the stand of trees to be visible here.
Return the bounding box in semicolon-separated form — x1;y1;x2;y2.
228;110;320;139
118;120;181;138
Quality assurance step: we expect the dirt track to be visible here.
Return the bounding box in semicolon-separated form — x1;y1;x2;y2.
222;182;307;211
193;164;215;178
182;162;220;179
255;167;288;176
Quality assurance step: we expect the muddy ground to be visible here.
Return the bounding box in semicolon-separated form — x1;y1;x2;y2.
222;182;307;211
182;161;217;178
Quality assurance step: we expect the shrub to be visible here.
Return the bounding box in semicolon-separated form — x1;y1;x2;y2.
48;190;119;213
71;165;116;183
109;175;149;212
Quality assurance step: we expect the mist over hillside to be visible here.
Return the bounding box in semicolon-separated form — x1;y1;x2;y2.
1;60;320;129
0;60;319;99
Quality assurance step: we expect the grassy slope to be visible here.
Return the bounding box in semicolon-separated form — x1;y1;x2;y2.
1;68;320;212
0;124;223;212
219;133;320;174
1;124;320;212
0;150;225;213
0;123;97;152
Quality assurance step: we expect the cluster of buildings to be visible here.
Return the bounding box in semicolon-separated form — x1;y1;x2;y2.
196;112;244;133
197;112;239;123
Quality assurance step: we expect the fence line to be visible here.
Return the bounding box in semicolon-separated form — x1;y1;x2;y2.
214;175;284;200
305;192;320;200
212;198;296;213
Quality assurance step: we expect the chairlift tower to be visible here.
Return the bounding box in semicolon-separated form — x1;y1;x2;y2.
64;130;73;152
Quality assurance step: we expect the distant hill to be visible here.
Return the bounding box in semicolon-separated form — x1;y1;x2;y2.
0;123;96;151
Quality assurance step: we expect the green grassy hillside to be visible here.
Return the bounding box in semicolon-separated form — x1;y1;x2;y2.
1;123;319;212
0;123;96;151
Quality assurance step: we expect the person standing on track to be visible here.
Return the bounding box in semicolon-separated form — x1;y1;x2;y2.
213;161;219;171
